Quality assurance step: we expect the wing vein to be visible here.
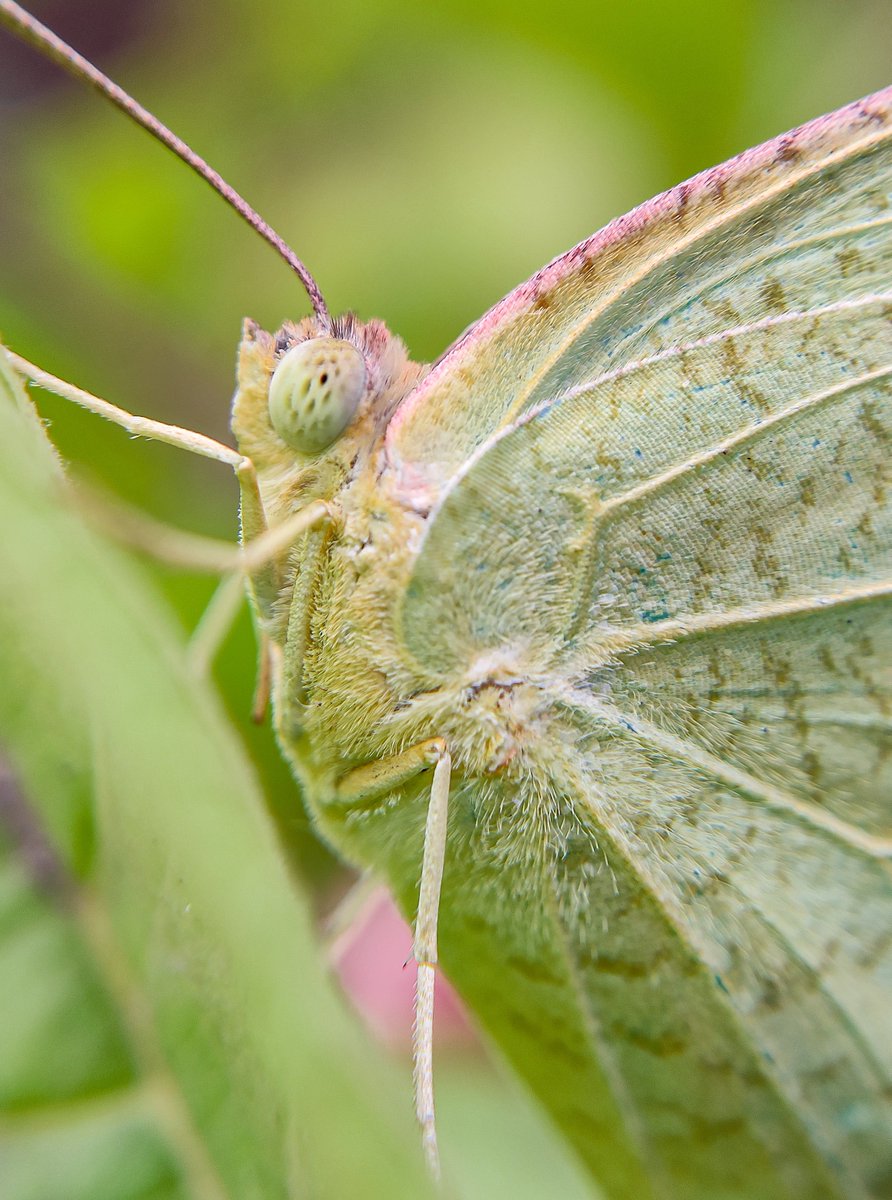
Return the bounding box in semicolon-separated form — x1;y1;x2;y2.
500;129;892;423
545;292;892;414
554;215;892;377
589;580;892;657
571;696;892;857
598;362;892;517
539;848;672;1200
432;295;892;526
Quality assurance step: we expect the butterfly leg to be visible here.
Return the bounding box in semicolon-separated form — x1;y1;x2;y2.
3;346;298;576
336;739;452;1181
4;346;334;569
4;347;341;671
414;746;452;1182
5;346;256;574
184;496;334;676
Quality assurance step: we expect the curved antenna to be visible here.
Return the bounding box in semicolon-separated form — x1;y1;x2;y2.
0;0;331;327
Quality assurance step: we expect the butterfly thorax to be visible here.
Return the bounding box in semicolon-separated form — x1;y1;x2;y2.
231;315;556;858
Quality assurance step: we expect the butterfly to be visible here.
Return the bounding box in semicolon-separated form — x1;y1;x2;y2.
1;4;890;1197
226;83;892;1197
240;88;892;1198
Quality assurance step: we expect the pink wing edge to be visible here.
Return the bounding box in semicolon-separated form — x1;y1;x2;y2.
385;84;892;451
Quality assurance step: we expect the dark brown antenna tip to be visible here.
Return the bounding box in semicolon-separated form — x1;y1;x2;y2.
0;0;331;327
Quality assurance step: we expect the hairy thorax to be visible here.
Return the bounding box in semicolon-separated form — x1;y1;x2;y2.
231;313;559;844
279;454;554;808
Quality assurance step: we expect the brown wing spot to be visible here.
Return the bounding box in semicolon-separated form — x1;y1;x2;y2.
860;397;890;444
708;168;727;201
818;645;837;675
801;749;822;786
720;335;744;377
617;1025;689;1057
746;209;773;240
578;255;599;280
767;652;791;688
506;1007;588;1068
775;135;800;163
505;953;564;986
760;277;788;313
857;102;891;128
856;508;875;538
673;181;691;225
708;297;744;330
583;953;653;980
836;246;863;278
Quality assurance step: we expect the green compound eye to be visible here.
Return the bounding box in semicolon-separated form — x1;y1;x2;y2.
268;337;367;454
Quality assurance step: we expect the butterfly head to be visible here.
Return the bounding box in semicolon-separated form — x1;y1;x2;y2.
232;314;429;526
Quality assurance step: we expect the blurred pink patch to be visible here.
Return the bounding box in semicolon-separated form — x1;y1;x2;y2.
331;886;475;1051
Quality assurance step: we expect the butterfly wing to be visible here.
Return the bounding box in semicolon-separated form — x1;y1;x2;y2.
385;90;892;1198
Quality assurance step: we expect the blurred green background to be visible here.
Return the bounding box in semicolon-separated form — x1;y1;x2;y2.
0;0;889;1195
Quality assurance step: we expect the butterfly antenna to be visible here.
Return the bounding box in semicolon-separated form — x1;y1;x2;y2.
0;0;331;327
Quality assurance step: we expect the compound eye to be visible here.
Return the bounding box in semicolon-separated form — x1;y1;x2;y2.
268;337;367;454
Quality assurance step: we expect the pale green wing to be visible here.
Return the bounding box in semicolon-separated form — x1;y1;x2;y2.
385;90;892;1198
387;89;892;503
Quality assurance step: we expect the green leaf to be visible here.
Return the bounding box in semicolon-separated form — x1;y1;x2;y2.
0;350;436;1200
